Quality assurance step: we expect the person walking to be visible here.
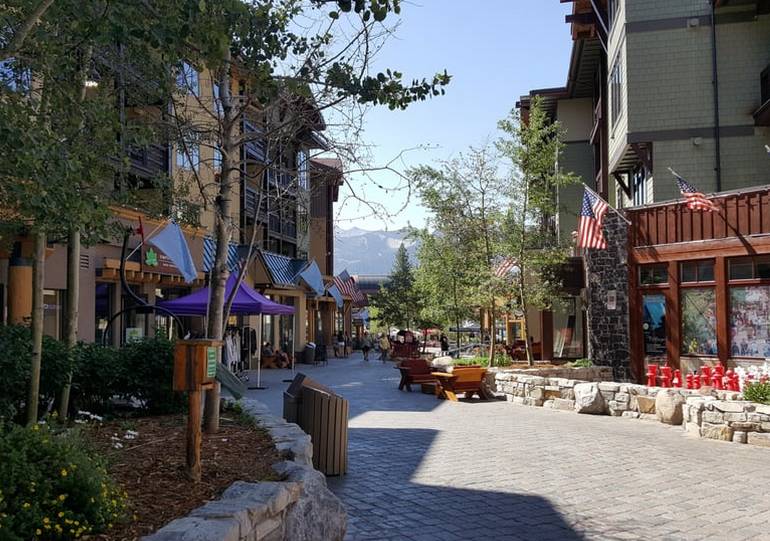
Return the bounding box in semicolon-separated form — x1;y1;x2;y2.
378;333;391;362
440;333;449;354
361;331;373;361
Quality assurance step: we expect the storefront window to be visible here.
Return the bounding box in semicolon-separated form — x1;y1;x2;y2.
639;264;668;285
553;296;584;358
43;289;63;339
279;297;295;353
95;283;113;344
729;256;770;280
642;294;666;357
681;288;716;355
730;286;770;357
681;260;714;283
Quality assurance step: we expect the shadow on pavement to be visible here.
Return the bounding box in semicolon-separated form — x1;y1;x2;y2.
328;428;585;541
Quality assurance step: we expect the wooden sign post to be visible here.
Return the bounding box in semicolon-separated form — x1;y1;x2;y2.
173;339;221;483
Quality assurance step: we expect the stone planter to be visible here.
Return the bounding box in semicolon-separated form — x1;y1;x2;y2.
143;399;346;541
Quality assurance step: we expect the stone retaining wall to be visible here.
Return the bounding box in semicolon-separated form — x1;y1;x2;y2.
143;399;346;541
495;370;770;448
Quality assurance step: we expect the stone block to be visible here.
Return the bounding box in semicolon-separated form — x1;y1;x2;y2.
543;389;562;400
703;411;724;424
142;517;242;541
600;391;616;401
615;392;630;403
723;412;748;423
656;389;686;425
543;399;555;409
713;401;751;413
574;382;607;415
552;398;575;411
639;413;658;421
755;404;770;415
529;387;544;401
598;382;621;392
622;411;640;419
636;396;656;414
748;432;770;447
701;423;733;441
560;388;575;400
733;431;748;444
684;422;701;435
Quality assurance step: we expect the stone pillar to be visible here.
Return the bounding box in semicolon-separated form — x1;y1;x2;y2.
294;295;307;351
585;213;631;381
8;253;33;324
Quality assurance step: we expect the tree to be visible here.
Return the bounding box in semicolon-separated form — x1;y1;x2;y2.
371;243;421;330
410;145;507;365
496;97;577;366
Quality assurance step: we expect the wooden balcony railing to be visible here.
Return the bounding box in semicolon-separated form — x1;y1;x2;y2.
628;186;770;248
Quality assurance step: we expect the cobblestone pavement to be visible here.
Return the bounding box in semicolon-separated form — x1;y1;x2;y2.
246;355;770;541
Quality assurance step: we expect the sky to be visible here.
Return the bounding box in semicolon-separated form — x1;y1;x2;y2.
333;1;574;232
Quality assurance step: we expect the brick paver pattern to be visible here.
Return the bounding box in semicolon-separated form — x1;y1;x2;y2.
247;355;770;541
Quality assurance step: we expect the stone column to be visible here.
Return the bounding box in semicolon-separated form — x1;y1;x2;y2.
584;213;631;381
294;295;307;351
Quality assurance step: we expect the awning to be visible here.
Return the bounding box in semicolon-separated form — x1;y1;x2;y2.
327;284;344;308
297;260;325;296
203;237;242;273
260;251;307;287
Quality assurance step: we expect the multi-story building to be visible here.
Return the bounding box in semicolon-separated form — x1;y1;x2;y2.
518;0;770;380
0;59;352;363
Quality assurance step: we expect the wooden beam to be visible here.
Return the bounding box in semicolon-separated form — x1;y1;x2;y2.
614;172;632;199
565;13;596;25
630;234;770;264
631;143;653;172
715;256;729;366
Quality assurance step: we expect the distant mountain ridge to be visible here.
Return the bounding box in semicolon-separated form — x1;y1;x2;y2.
333;227;418;275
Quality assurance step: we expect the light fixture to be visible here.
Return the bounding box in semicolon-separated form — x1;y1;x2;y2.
84;80;99;88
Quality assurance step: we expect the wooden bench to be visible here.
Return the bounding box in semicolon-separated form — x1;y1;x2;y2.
396;358;436;391
432;367;491;401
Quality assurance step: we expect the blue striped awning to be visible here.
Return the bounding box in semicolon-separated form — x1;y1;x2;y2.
202;238;241;273
327;284;344;308
261;251;307;287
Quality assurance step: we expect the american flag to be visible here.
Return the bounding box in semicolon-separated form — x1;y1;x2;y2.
494;257;516;278
672;171;719;212
576;189;609;250
333;272;367;306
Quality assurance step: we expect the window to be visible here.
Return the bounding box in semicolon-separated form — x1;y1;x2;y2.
681;288;717;356
639;264;668;285
681;260;715;283
213;146;222;173
730;286;770;358
212;81;223;115
176;139;200;171
175;61;199;96
610;54;623;127
642;294;666;357
553;296;584;359
297;149;309;190
631;164;649;206
729;256;770;280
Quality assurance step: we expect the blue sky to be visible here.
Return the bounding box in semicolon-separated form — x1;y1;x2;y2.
334;1;573;231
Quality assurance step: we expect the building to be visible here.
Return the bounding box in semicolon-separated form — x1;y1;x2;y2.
518;0;770;379
0;59;353;363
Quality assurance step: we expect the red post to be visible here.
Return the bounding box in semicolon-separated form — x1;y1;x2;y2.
646;364;658;387
673;369;682;388
661;365;672;388
701;366;712;388
686;373;694;389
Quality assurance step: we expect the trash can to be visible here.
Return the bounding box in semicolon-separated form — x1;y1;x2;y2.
302;343;316;364
283;373;348;476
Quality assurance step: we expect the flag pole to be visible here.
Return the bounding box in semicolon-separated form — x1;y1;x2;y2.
582;183;631;225
126;219;169;260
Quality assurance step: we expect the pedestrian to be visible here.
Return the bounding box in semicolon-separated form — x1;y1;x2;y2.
440;333;449;354
335;331;344;358
361;331;373;361
379;333;391;362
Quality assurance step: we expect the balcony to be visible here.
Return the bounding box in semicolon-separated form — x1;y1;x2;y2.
125;143;169;184
628;185;770;249
753;64;770;126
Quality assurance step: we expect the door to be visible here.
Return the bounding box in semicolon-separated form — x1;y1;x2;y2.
642;293;667;362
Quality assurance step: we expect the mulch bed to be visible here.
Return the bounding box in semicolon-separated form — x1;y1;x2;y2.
84;413;282;541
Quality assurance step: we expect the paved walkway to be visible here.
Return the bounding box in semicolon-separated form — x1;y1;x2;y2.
245;354;770;541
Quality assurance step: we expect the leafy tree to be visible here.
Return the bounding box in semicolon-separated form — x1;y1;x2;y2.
496;97;577;365
371;243;421;330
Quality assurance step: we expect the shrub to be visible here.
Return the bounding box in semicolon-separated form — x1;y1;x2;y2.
0;422;127;541
568;358;594;368
70;343;124;414
743;381;770;405
116;336;186;414
453;355;511;368
0;326;74;422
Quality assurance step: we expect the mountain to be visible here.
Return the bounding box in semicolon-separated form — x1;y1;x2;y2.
333;227;418;275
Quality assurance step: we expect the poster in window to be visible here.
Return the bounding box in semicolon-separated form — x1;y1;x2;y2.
730;286;770;358
642;294;666;356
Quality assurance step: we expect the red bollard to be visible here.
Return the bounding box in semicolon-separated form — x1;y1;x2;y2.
711;372;723;390
646;364;658;387
693;372;701;389
661;365;672;388
700;366;712;388
725;370;738;392
672;369;682;388
686;373;694;389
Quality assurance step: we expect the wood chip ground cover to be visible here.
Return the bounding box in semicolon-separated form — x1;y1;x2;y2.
84;413;281;540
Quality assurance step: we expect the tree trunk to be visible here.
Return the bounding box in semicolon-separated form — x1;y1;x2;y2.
487;301;496;367
58;228;80;418
27;230;46;425
203;52;236;434
0;0;56;62
518;266;534;367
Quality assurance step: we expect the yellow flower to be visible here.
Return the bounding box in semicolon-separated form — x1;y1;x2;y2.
43;518;50;524
58;512;64;518
22;502;30;509
35;529;41;536
58;494;66;502
32;424;39;431
60;468;68;477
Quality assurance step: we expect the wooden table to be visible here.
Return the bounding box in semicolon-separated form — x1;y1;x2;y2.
432;370;491;402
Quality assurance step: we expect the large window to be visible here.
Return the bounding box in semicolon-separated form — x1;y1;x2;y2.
681;288;716;356
176;138;200;171
730;286;770;358
681;260;715;283
553;296;584;359
610;53;624;127
729;256;770;280
176;61;199;96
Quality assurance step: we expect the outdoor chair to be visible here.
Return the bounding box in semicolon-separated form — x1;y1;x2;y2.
396;358;436;391
432;366;491;401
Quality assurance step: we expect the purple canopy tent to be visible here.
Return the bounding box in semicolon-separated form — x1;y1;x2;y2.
157;274;294;316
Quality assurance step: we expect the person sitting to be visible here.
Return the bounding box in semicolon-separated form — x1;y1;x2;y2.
275;347;291;368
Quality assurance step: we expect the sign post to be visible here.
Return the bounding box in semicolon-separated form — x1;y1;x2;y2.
173;339;221;482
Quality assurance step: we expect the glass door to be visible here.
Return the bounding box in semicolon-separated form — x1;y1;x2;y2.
642;293;667;360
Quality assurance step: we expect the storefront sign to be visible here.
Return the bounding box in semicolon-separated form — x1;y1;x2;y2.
142;245;182;276
126;327;144;343
206;347;217;378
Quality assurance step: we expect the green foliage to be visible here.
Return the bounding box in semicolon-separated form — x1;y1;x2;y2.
370;243;422;329
743;381;770;405
0;327;184;421
568;358;594;368
454;355;512;368
0;326;74;422
0;422;127;541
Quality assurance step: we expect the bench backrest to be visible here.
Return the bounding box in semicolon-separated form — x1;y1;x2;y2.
402;358;431;375
451;367;487;386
